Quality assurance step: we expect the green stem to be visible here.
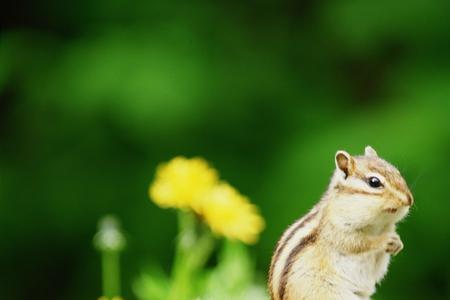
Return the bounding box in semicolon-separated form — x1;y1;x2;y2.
93;215;125;299
102;250;121;297
167;211;215;300
189;230;215;268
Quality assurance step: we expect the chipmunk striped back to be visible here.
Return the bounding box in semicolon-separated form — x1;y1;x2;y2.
268;202;325;300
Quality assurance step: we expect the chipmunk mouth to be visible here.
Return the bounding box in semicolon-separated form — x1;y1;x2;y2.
383;208;398;214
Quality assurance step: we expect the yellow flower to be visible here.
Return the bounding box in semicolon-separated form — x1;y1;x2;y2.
198;183;265;244
149;156;265;244
149;157;219;209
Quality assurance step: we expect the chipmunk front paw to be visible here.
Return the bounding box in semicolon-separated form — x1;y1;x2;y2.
385;233;403;256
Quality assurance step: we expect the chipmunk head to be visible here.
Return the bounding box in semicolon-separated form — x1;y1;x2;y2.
329;146;413;228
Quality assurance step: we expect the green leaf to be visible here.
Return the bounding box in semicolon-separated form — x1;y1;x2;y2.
133;266;170;300
201;240;268;300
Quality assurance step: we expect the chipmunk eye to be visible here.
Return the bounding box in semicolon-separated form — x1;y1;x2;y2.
367;176;383;188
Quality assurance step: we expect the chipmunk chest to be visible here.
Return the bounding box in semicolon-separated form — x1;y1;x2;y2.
333;251;379;289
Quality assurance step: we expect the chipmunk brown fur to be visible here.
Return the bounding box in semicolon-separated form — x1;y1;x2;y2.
268;146;413;300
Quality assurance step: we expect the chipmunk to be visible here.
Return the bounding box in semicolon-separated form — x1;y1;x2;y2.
268;146;413;300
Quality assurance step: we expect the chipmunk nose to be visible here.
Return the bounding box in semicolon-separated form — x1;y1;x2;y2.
406;193;414;206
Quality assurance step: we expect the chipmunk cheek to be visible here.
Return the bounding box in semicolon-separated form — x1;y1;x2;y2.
382;190;398;203
385;187;412;207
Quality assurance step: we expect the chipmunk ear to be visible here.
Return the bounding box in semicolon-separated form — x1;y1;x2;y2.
335;150;355;178
364;145;378;157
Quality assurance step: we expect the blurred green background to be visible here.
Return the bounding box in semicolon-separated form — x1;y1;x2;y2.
1;1;450;299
